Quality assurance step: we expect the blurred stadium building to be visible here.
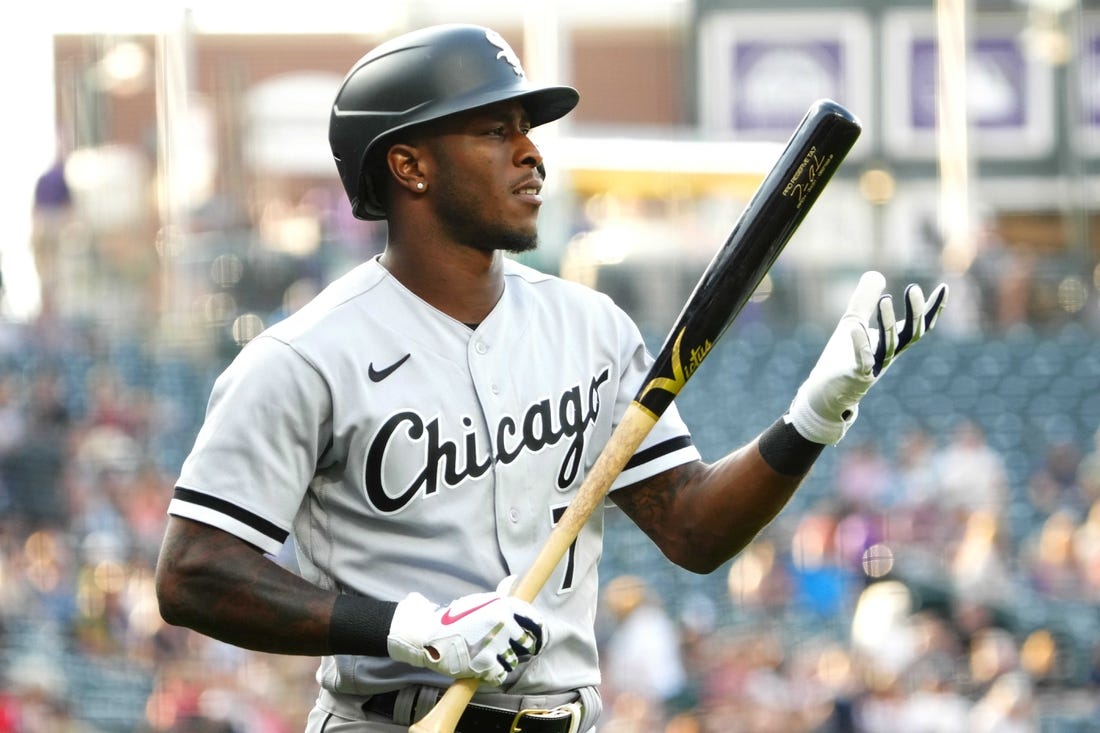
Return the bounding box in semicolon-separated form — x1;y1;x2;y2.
2;0;1100;731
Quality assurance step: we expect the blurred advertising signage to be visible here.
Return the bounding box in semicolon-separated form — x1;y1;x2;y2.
882;9;1055;159
697;10;873;156
1079;22;1100;156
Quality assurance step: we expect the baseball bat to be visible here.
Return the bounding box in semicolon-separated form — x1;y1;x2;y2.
409;98;862;733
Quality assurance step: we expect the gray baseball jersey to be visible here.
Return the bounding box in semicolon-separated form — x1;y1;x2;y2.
168;255;700;697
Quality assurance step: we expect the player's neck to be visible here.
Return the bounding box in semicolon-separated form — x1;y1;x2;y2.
379;243;504;323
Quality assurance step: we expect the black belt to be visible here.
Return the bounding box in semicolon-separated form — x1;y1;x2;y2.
363;689;575;733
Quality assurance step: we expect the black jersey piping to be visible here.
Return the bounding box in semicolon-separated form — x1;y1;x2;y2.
622;435;694;471
173;487;290;544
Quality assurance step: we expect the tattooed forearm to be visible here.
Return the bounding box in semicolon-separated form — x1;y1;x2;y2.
611;464;684;536
156;516;337;655
612;444;807;574
612;462;729;573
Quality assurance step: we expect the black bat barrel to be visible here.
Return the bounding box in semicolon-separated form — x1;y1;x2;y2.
636;99;863;418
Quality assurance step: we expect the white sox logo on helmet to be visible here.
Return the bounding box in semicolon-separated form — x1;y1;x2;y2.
485;29;525;77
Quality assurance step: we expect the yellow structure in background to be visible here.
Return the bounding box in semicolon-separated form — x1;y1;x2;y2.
558;136;780;199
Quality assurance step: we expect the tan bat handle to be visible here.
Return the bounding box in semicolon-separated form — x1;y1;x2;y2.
409;404;658;733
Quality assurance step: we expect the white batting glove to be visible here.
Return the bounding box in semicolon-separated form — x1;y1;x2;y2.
787;271;948;445
387;578;546;686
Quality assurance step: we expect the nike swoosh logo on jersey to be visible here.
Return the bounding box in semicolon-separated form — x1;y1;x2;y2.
440;598;499;625
368;354;411;382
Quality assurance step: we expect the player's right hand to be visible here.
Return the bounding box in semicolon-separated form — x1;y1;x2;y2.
387;582;546;686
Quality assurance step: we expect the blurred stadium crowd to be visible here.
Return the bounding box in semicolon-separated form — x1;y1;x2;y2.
0;296;1098;731
6;2;1100;728
4;60;1100;728
596;323;1100;733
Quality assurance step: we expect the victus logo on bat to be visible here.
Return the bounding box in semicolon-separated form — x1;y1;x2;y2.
684;339;713;379
637;328;712;412
363;369;611;513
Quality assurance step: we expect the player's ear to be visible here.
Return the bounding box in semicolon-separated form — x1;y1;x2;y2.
387;143;429;195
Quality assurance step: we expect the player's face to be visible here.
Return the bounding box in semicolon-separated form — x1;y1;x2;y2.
422;101;544;253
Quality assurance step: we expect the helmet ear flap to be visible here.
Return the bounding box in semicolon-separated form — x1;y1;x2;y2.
350;181;374;222
356;143;392;219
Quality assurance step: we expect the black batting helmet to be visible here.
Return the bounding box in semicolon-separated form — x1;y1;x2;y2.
329;24;580;221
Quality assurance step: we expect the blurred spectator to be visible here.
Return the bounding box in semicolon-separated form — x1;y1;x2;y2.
833;439;895;512
787;509;855;620
936;269;983;338
850;580;920;681
895;612;973;731
1075;427;1100;509
950;510;1014;608
31;154;73;315
0;669;21;733
1022;510;1082;599
1;370;72;530
893;655;972;733
969;220;1037;333
1074;500;1100;601
0;656;107;732
600;575;692;724
726;539;793;614
969;627;1022;691
891;426;948;547
83;364;149;440
121;463;173;561
1026;439;1085;519
970;671;1039;733
597;692;663;733
0;375;26;455
935;420;1010;526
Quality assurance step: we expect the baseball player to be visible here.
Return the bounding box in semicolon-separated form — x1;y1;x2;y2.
154;23;948;733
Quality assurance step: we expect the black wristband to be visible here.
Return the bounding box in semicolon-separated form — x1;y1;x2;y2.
758;417;826;476
329;594;398;656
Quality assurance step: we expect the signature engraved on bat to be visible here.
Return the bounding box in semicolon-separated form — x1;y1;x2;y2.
782;146;835;209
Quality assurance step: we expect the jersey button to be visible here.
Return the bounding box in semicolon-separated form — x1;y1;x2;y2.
508;508;520;522
491;383;501;395
475;341;489;355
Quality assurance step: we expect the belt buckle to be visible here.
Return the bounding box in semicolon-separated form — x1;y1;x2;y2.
509;702;581;733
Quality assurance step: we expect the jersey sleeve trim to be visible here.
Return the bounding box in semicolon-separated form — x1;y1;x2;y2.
612;435;700;490
168;487;289;556
623;435;693;471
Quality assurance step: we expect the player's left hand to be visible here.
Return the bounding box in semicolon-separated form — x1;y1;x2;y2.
787;271;948;445
387;577;546;686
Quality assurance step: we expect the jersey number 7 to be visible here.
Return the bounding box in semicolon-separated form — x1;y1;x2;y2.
550;505;577;593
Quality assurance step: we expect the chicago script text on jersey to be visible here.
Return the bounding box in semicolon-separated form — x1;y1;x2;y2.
364;369;611;513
